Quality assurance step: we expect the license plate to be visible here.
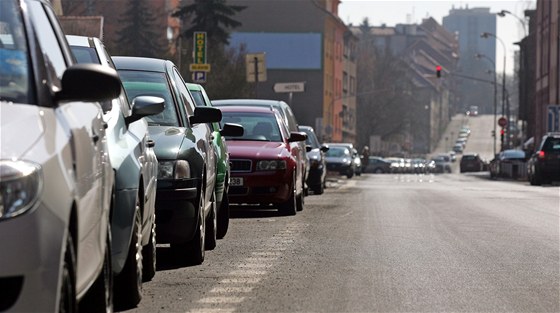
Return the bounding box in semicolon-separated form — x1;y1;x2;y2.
230;177;244;186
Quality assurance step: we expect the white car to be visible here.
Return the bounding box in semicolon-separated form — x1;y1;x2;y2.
0;0;120;311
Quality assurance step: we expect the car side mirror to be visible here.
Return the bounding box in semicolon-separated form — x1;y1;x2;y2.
126;96;165;124
288;131;307;143
320;144;329;152
305;145;313;152
56;64;121;102
190;106;222;125
220;123;244;137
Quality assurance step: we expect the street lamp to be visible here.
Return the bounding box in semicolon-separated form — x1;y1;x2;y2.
475;53;498;155
497;10;527;37
481;32;507;150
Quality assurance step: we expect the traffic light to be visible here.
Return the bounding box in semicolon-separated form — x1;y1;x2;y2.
500;128;505;144
436;65;442;78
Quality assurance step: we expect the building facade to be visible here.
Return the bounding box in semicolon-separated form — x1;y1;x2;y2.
443;6;496;115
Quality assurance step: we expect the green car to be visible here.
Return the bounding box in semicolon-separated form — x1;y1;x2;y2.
187;83;243;239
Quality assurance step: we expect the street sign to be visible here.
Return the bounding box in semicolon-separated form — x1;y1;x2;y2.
192;71;206;83
273;82;306;93
194;32;207;64
498;116;508;127
246;52;266;82
189;63;211;72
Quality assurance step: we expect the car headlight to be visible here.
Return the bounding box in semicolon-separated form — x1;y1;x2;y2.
342;158;351;164
158;160;191;179
256;160;287;171
0;160;42;220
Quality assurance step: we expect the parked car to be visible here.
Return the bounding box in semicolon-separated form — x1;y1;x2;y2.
187;83;244;238
325;145;356;178
298;125;329;195
0;0;121;311
326;143;362;177
460;153;485;173
114;56;222;264
527;133;560;185
68;35;165;306
219;106;308;215
213;99;308;199
363;156;392;173
431;155;452;173
489;149;528;179
385;157;406;173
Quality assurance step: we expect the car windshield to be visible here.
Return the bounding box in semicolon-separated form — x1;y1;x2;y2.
190;89;206;107
0;0;31;104
221;111;282;142
71;46;101;64
119;70;179;126
325;146;349;158
542;137;560;152
300;128;320;148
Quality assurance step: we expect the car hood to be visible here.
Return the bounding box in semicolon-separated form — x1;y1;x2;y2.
227;141;287;159
0;104;44;159
148;126;188;160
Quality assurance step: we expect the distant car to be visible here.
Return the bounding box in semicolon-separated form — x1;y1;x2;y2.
352;148;363;175
298;125;329;195
385;157;406;173
411;158;429;174
363;156;391;173
466;105;479;116
114;56;222;264
0;1;121;311
431;155;452;173
527;133;560;185
489;149;527;179
219;106;307;215
453;143;464;153
460;153;485;173
187;83;244;239
68;35;165;306
325;145;356;178
213;99;308;207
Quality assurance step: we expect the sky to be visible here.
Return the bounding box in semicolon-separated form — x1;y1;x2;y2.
338;0;536;74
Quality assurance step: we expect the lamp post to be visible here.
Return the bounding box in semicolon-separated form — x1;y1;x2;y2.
475;53;498;155
497;10;528;37
481;32;507;150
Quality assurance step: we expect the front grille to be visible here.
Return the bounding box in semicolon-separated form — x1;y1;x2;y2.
230;159;252;172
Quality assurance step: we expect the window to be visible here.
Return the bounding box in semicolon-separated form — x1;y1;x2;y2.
173;68;195;116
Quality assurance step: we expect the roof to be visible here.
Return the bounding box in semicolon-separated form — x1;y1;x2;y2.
112;56;169;72
217;105;277;115
212;99;287;108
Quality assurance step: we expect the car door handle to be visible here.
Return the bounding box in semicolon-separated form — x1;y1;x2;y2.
147;139;155;148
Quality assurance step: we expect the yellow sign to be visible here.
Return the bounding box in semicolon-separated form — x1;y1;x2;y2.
189;63;211;72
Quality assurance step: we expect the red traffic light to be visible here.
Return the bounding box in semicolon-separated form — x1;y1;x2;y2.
500;128;505;135
436;65;442;78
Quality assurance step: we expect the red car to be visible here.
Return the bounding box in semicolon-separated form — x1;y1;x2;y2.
219;106;307;215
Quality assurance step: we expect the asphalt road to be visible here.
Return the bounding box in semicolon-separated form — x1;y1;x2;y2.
123;173;560;313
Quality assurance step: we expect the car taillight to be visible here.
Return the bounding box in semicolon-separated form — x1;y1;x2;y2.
538;151;545;159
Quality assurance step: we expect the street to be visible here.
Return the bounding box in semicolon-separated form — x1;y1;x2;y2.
125;172;559;313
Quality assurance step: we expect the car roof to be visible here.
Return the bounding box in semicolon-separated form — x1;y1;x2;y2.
66;35;97;47
186;83;203;91
212;99;288;107
112;56;169;72
218;105;277;114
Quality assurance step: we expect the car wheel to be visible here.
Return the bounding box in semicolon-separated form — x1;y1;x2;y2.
216;193;229;239
346;169;354;179
530;169;542;186
313;181;324;195
296;187;304;212
142;216;156;282
374;168;383;174
205;192;217;251
80;228;113;313
185;190;206;265
278;176;297;216
114;209;142;310
59;231;77;313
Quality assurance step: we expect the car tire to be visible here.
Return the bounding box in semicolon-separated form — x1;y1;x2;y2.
142;216;156;282
346;169;354;179
59;231;77;313
296;188;304;212
374;168;383;174
530;169;542;186
185;190;206;265
313;182;324;195
114;209;142;310
279;176;297;216
205;192;217;251
80;228;113;313
216;194;229;239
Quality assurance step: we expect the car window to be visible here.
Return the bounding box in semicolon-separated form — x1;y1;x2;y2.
29;1;68;87
173;68;195;116
282;104;299;132
543;137;560;152
0;0;31;103
221;111;282;142
71;46;101;64
301;128;320;148
119;70;179;126
325;146;349;157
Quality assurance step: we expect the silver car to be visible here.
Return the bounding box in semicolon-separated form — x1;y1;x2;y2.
68;35;165;308
0;0;120;311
